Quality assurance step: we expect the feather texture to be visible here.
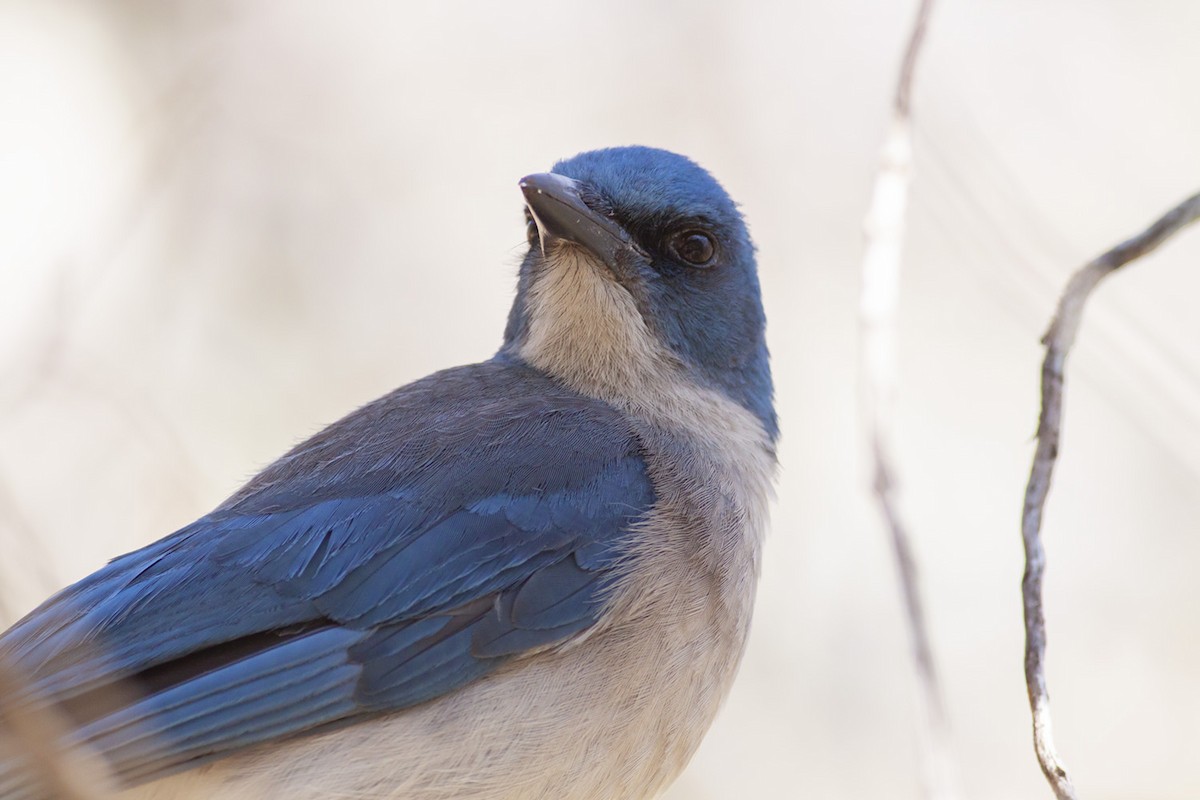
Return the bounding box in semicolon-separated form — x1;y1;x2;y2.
0;360;654;787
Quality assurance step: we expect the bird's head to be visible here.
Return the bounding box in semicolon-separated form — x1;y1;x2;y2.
501;146;776;440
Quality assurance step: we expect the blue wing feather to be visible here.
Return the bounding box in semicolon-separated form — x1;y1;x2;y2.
77;627;365;779
0;360;654;789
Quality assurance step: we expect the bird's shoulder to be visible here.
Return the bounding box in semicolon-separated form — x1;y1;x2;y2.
223;357;649;514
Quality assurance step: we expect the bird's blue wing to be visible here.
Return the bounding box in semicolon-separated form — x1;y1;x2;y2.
0;360;654;789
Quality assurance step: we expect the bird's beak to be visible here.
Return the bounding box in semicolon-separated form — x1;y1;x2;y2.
519;173;631;267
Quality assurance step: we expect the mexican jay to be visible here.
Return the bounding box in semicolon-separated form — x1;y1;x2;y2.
0;146;778;800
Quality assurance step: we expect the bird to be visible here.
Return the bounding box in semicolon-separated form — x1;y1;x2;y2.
0;145;778;800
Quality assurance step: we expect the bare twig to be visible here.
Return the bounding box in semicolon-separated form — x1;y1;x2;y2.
0;68;212;622
894;0;935;117
0;477;64;626
0;658;113;800
1022;190;1200;800
859;2;955;799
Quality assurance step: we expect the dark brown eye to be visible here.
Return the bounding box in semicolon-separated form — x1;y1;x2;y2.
524;209;539;247
671;230;717;267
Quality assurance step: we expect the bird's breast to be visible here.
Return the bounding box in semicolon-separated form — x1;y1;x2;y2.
555;380;778;797
117;373;776;800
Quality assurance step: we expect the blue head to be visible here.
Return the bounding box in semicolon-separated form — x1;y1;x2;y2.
502;146;776;440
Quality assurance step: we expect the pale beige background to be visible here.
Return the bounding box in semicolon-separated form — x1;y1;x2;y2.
1;2;1199;798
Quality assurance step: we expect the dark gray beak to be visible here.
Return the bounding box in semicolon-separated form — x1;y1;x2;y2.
519;173;631;267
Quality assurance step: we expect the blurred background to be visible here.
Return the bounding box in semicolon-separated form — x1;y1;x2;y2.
2;1;1199;798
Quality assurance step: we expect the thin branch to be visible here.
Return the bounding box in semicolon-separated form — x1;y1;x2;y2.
894;0;935;117
1022;190;1200;800
859;2;955;799
0;477;63;626
0;658;113;800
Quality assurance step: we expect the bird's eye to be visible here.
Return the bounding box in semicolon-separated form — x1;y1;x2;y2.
524;209;539;247
670;230;717;267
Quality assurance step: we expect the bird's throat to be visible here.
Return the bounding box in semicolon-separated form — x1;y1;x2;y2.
518;247;668;402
